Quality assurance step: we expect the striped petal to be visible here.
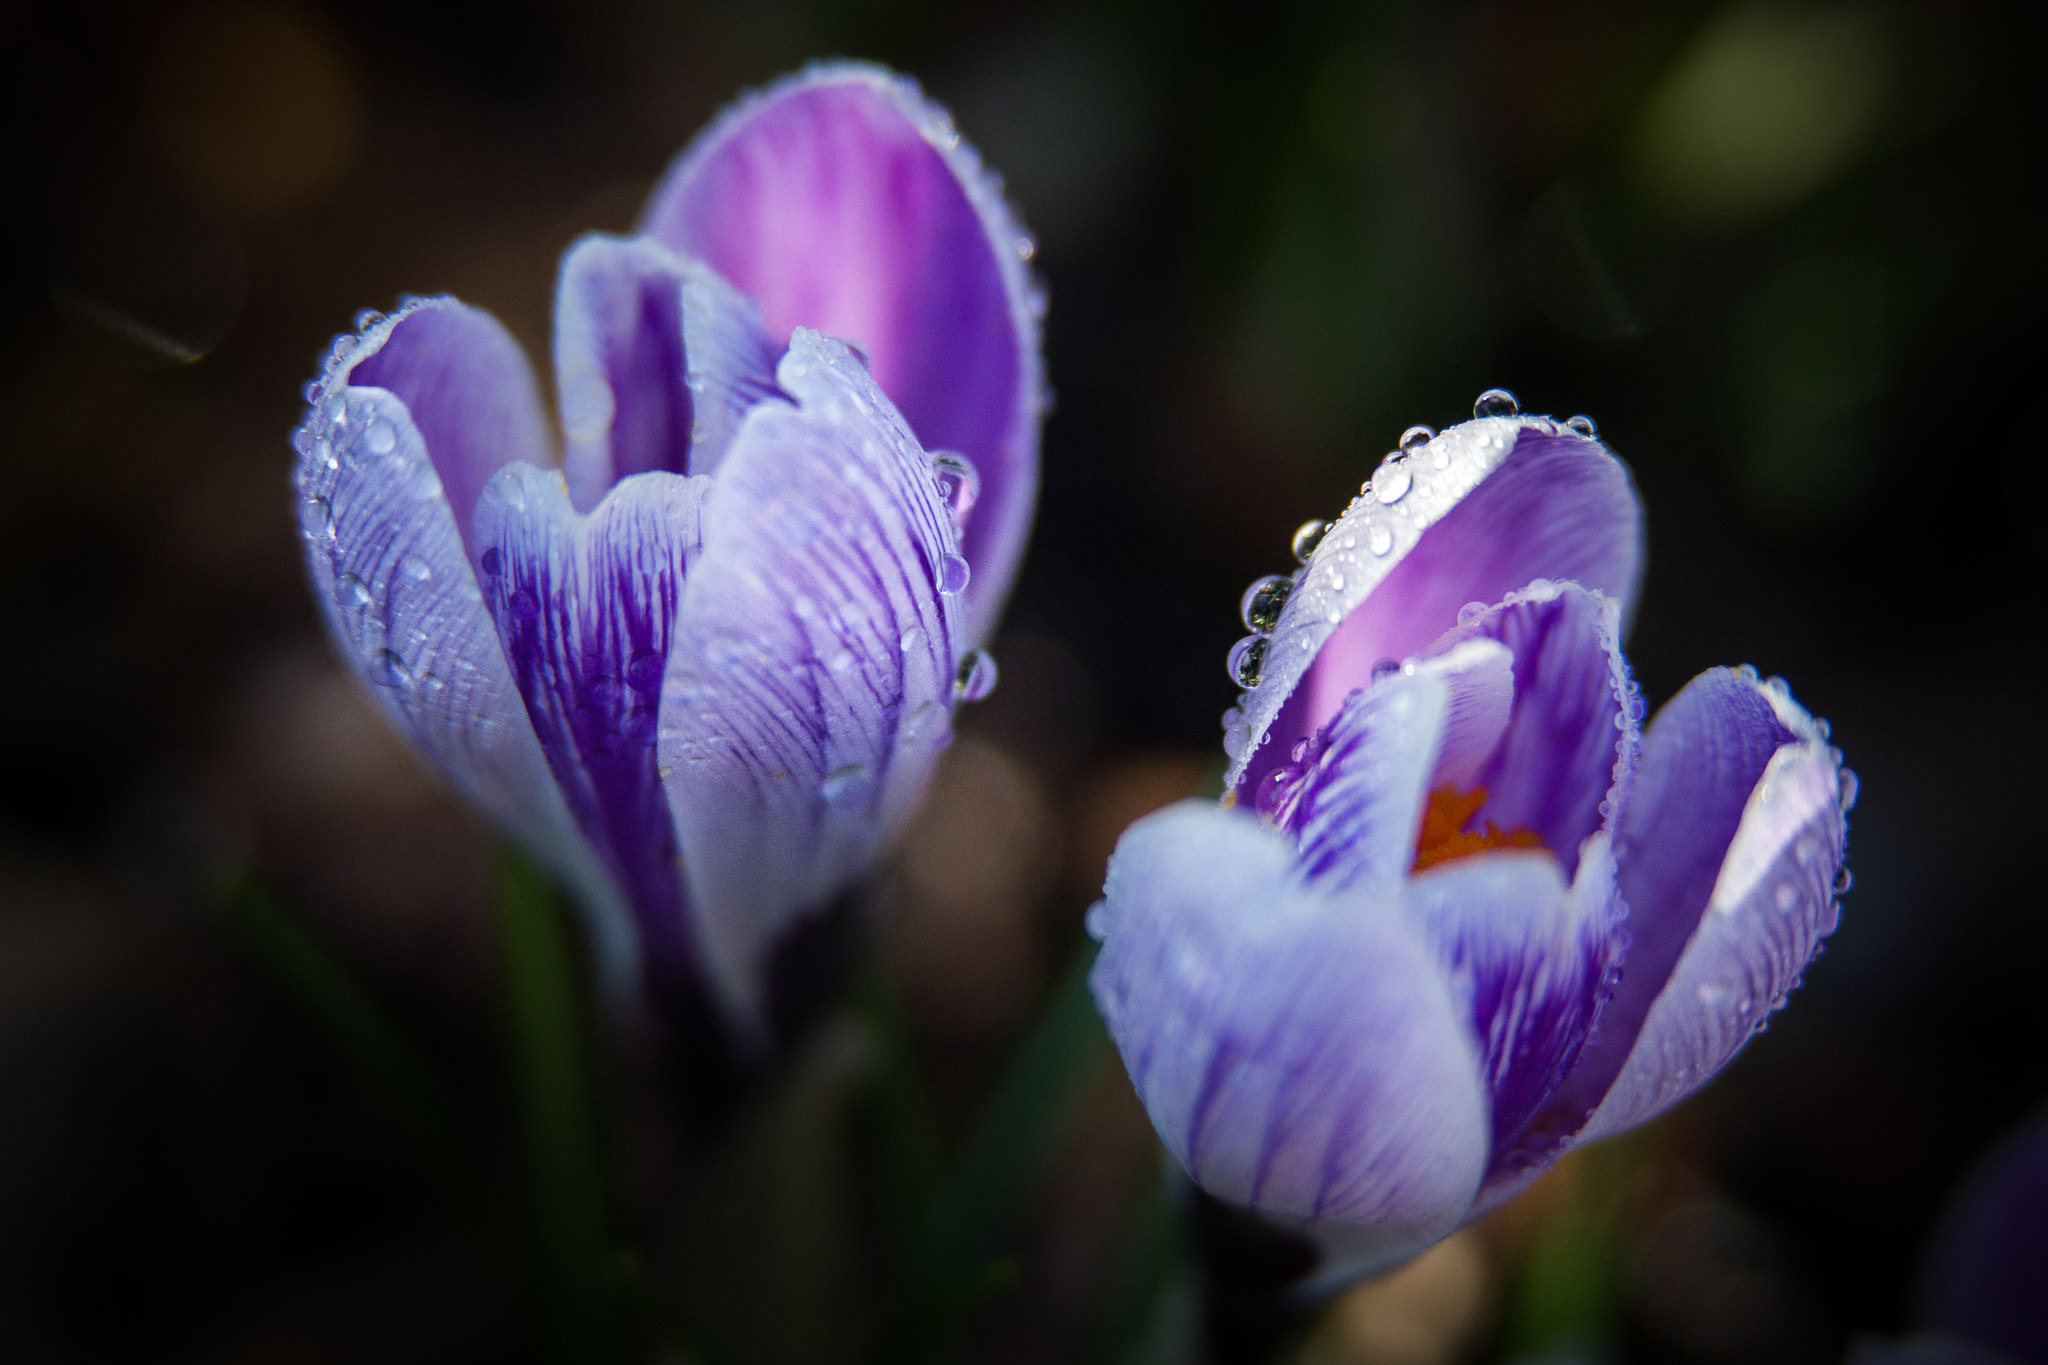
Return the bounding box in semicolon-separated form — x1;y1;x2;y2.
1089;801;1489;1244
291;337;630;983
658;330;960;1041
641;62;1045;641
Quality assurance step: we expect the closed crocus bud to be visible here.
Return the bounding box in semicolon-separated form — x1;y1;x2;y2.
290;64;1044;1062
1088;397;1852;1291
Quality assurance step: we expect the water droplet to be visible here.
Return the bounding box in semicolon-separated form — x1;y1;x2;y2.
1220;706;1244;730
939;553;971;594
398;554;432;583
511;589;541;623
333;572;372;609
478;547;502;579
931;451;980;525
354;309;385;331
300;495;333;540
587;676;621;706
899;624;926;654
1566;414;1598;438
1226;635;1267;688
1474;388;1519;418
1015;233;1037;262
954;648;999;701
821;764;866;801
1457;601;1488;626
1290;520;1330;564
1838;768;1859;812
627;648;664;692
829;650;856;674
1367;524;1393;556
1371;658;1401;682
302;381;323;404
1371;460;1412;504
1399;425;1434;452
1239;574;1293;633
1834;866;1854;895
1774;883;1799;913
364;419;396;456
1222;723;1249;761
903;699;948;741
370;647;410;688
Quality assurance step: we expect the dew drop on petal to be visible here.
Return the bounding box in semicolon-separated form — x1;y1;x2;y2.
899;624;926;654
398;554;432;583
1226;635;1267;689
1834;866;1854;895
954;648;999;701
939;553;971;594
300;495;333;541
1399;424;1434;452
1222;722;1250;761
365;419;397;455
1457;601;1488;625
627;647;664;693
1567;414;1598;438
1774;883;1799;913
479;547;502;579
821;764;866;801
1371;461;1412;504
370;647;411;688
1239;574;1293;633
354;309;385;331
1838;768;1860;812
333;572;372;610
1368;524;1394;556
1371;658;1401;682
1290;519;1330;564
931;451;980;526
1474;388;1519;418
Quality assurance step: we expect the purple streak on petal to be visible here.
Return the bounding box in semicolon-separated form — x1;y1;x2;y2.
1915;1104;2048;1364
473;467;710;978
554;236;783;510
1403;841;1625;1190
1235;424;1639;801
290;380;634;987
660;330;959;1040
342;298;553;558
641;62;1045;641
1535;667;1795;1144
1579;724;1845;1141
1090;801;1489;1233
1429;583;1636;879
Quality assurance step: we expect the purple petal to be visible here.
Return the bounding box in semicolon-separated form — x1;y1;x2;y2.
1916;1104;2048;1364
553;235;782;510
640;62;1045;641
1534;667;1797;1144
659;330;961;1038
1577;680;1846;1141
1431;583;1636;879
1403;840;1624;1192
340;298;554;559
472;465;711;980
290;378;632;984
1230;421;1640;799
1275;643;1517;894
1089;801;1489;1238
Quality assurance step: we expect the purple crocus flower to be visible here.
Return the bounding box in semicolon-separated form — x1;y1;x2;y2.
289;64;1044;1052
1088;395;1853;1287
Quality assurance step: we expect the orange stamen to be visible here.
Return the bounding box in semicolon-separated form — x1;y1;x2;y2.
1412;786;1545;872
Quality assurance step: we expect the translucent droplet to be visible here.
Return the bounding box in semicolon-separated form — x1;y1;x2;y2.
903;699;948;741
398;554;432;583
369;647;410;688
365;419;397;455
1290;520;1330;564
1774;883;1799;913
1371;658;1401;682
587;676;621;706
937;554;971;595
302;381;323;403
1239;574;1293;633
1015;233;1038;262
1838;768;1859;812
1222;723;1250;761
954;648;999;701
479;547;502;579
1399;425;1434;452
1226;635;1267;689
1220;706;1244;730
1474;388;1519;418
821;764;866;801
1566;414;1598;438
1834;866;1854;895
1457;601;1488;625
1371;461;1412;504
299;495;333;540
333;572;372;609
931;451;980;525
627;647;664;693
354;309;386;331
828;650;856;674
1368;524;1393;556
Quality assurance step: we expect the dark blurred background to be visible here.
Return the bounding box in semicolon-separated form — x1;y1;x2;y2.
3;0;2045;1361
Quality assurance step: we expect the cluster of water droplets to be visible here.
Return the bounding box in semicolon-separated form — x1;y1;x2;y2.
924;447;999;705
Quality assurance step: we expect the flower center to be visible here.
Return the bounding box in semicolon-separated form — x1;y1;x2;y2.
1412;786;1544;872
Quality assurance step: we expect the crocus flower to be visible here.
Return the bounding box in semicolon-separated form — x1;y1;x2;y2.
290;64;1044;1052
1088;394;1853;1287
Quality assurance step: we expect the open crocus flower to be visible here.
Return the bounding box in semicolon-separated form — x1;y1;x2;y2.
290;64;1043;1053
1088;393;1853;1288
